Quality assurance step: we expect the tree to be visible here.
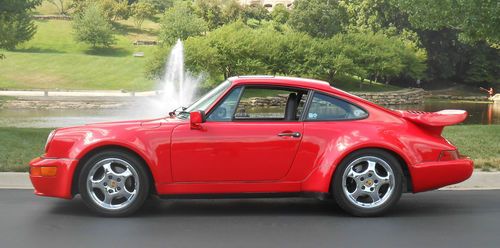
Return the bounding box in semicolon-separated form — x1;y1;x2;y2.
240;4;270;25
307;36;359;82
256;28;314;76
221;0;242;24
46;0;67;14
73;2;116;47
271;3;290;24
288;0;348;38
397;0;500;47
193;0;242;30
341;0;411;33
193;0;224;30
131;1;155;28
101;0;131;21
159;1;208;45
143;0;174;13
0;0;41;58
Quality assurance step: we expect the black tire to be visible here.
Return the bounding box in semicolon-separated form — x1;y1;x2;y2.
78;150;150;217
332;149;403;217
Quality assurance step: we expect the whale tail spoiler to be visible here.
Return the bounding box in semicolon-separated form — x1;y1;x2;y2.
396;109;467;136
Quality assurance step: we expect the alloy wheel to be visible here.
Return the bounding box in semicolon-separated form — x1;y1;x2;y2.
341;156;395;209
86;158;140;210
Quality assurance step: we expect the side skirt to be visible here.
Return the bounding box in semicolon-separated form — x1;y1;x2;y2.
158;192;332;200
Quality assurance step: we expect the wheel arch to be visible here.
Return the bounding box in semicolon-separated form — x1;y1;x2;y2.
71;145;157;196
329;147;413;193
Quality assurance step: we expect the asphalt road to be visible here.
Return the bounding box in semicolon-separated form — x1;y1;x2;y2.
0;190;499;248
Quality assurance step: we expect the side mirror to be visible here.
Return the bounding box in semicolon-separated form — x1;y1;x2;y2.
190;111;206;129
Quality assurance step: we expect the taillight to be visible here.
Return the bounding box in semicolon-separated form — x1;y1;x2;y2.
439;150;459;161
30;167;57;177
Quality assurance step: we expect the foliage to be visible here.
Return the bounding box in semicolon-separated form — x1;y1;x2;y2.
159;1;208;45
72;2;115;47
193;0;244;30
143;0;174;13
101;0;131;21
397;0;500;47
288;0;348;38
148;22;426;87
271;4;290;24
131;1;155;28
240;4;270;24
341;0;411;33
193;0;224;30
0;0;41;56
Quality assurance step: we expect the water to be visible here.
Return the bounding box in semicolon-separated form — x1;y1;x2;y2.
153;39;201;115
0;100;498;128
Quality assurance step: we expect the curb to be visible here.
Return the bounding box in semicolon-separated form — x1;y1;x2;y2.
0;172;33;189
0;90;158;97
0;171;498;190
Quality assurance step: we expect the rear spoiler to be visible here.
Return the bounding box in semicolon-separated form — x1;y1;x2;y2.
395;109;467;135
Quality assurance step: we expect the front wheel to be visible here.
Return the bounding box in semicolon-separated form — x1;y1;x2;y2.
332;149;403;217
78;150;150;217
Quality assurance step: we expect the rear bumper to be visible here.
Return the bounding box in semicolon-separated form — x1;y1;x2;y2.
29;157;79;199
410;157;474;192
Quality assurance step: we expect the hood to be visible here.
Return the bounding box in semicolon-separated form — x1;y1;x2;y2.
81;117;186;129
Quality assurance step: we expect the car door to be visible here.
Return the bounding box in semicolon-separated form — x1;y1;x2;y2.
170;86;309;182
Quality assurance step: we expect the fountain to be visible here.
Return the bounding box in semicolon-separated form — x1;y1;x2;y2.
157;39;201;114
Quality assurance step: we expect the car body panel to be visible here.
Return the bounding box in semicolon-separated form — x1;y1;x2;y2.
171;122;304;182
29;76;474;200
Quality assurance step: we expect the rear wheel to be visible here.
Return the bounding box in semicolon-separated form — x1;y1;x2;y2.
332;149;403;217
78;150;150;216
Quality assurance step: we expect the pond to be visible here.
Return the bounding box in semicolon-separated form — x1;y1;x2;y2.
0;100;498;128
387;100;500;125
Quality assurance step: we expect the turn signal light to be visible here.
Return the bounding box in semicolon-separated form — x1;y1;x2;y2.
439;150;459;161
30;167;57;177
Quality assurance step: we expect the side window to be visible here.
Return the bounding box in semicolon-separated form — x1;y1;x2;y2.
234;87;308;121
306;93;368;121
207;87;242;121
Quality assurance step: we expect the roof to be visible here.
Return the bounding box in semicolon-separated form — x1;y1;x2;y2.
228;76;332;91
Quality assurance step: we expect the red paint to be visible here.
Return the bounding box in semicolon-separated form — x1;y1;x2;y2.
29;76;473;199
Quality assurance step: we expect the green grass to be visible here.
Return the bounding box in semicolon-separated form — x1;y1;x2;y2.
0;20;156;91
1;125;498;172
443;125;500;171
0;128;52;172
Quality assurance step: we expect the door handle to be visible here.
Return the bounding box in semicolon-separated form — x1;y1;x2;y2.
278;132;301;138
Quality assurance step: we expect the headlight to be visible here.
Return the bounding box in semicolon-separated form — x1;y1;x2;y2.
44;130;57;153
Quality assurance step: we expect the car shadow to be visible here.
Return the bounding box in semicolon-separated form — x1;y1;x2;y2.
47;196;349;218
45;193;475;219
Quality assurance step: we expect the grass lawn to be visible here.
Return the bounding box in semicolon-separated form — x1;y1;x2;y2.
0;20;156;91
443;125;500;171
0;125;498;172
0;128;52;172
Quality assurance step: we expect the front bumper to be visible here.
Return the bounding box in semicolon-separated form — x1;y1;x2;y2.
29;157;79;199
410;157;474;192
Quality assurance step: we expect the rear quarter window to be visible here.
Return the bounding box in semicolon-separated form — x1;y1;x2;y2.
306;93;368;121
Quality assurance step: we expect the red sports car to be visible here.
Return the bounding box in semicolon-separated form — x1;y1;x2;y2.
29;76;473;217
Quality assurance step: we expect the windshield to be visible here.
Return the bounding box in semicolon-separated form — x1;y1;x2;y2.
177;80;231;118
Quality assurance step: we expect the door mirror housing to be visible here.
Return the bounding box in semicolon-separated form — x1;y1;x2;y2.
190;111;206;129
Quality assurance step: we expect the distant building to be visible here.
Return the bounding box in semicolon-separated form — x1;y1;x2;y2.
239;0;295;10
